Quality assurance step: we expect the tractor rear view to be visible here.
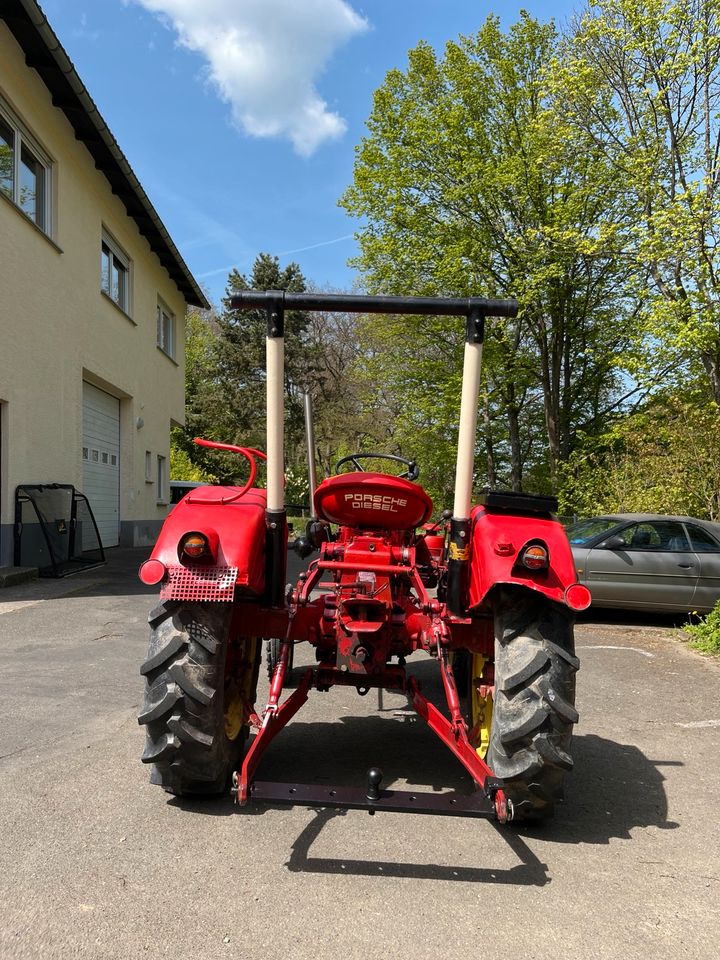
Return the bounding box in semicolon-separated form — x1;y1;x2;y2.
138;293;590;823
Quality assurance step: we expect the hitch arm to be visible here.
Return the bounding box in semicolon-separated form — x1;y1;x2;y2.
407;676;510;822
234;666;313;805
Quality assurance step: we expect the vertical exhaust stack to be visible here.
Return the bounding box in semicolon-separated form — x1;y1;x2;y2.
447;305;485;618
303;390;318;519
264;292;288;607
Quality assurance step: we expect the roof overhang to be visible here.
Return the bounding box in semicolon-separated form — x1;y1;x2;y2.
1;0;210;309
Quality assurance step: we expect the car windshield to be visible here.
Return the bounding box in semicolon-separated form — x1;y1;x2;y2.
566;518;620;545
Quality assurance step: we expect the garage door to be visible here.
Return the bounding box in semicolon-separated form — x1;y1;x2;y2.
82;382;120;547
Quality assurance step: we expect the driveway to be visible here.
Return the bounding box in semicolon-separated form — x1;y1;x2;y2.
0;548;718;960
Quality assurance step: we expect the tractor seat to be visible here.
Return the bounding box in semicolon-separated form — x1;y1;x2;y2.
314;472;433;529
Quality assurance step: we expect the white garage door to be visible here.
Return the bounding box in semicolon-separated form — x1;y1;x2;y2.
82;382;120;547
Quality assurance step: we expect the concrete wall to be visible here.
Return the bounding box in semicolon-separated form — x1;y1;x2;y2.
0;21;188;565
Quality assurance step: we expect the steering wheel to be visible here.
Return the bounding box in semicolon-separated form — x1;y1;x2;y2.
334;452;420;481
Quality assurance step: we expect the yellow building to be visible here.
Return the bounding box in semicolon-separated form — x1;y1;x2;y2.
0;0;208;567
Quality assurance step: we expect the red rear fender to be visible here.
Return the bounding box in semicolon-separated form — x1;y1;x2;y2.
468;506;587;611
142;487;269;594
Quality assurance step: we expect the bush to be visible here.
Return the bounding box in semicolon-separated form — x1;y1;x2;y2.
684;602;720;655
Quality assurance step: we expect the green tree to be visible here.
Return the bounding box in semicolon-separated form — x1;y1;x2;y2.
559;393;720;519
169;308;227;479
302;307;392;479
563;0;720;404
341;14;635;493
212;254;311;482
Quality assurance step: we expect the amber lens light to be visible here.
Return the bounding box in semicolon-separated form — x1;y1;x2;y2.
182;534;209;558
521;545;548;570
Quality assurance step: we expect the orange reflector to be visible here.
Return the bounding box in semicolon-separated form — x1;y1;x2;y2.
521;545;548;570
182;534;209;558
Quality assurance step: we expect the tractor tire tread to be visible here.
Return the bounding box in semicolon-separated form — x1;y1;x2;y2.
487;589;578;821
137;682;182;724
138;601;252;796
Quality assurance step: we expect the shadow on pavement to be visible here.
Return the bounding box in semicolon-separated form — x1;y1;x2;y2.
284;807;550;885
577;608;691;629
165;714;679;883
159;637;679;881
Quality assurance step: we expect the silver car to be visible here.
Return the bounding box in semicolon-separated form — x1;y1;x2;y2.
567;514;720;613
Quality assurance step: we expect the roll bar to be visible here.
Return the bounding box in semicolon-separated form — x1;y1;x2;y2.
228;290;519;613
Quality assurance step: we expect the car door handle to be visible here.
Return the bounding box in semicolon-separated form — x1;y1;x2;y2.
677;563;694;569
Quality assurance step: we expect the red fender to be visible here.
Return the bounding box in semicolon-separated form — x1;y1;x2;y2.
139;486;270;599
467;505;590;611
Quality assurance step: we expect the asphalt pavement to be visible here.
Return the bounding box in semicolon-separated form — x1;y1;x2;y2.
1;547;719;960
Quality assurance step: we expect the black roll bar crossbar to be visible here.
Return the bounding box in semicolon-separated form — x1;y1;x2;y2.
229;291;518;339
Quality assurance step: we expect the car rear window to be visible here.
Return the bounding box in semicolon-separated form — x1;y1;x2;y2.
685;525;720;552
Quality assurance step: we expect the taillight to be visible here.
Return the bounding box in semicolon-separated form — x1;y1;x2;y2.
520;544;549;570
180;533;211;560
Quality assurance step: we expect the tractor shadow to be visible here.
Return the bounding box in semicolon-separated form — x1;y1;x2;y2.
171;659;680;883
283;807;549;885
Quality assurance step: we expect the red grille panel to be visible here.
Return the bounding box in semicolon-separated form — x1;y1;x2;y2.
160;565;238;602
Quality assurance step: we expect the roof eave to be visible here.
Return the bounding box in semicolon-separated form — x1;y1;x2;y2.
2;0;210;309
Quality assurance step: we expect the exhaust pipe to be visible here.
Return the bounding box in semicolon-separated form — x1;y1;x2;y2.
303;390;318;519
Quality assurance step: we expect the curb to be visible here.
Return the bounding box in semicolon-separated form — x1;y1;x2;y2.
0;566;39;588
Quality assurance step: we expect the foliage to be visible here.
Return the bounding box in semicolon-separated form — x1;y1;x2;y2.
302;306;392;480
171;309;227;477
562;0;720;404
341;13;637;494
283;465;310;509
558;393;720;519
684;601;720;654
214;254;310;472
169;435;216;483
176;255;312;485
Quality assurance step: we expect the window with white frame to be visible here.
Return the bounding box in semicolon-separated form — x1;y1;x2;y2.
156;299;175;358
101;230;130;312
0;100;52;233
145;450;153;482
156;454;167;503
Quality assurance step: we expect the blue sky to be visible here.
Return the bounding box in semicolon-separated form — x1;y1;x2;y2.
40;0;579;308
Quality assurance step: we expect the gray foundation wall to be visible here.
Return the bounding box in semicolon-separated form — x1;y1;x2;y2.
120;519;164;549
0;523;13;567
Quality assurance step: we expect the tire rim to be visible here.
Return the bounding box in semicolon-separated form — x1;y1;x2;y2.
224;678;244;741
469;653;493;759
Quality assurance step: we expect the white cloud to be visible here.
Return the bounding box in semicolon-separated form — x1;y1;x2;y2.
130;0;368;155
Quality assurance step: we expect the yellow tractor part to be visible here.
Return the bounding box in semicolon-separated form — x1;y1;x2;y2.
224;636;259;741
469;653;493;759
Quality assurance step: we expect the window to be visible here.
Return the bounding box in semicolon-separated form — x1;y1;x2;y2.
0;101;51;233
156;299;175;358
685;525;720;553
145;450;153;483
156;455;167;503
616;521;689;551
101;231;130;312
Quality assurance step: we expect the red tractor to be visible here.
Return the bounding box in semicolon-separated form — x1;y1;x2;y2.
138;293;590;822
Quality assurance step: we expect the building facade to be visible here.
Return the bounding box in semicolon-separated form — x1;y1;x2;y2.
0;0;208;566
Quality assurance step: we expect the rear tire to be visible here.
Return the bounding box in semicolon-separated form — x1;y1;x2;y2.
138;601;259;797
487;590;579;821
266;637;294;683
